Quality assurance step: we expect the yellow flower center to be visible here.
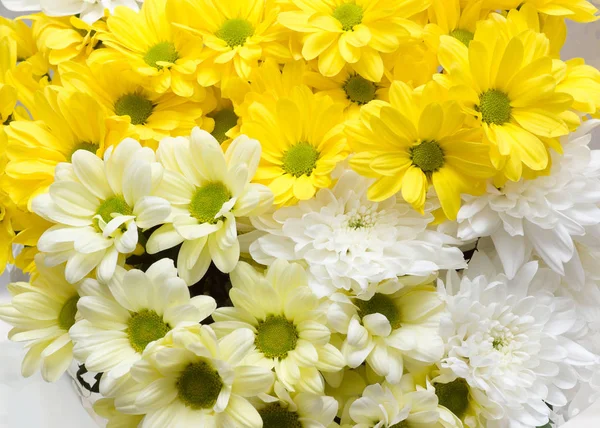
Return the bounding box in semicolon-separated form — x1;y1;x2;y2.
209;108;239;144
58;296;79;331
333;3;364;31
255;315;299;359
189;182;231;224
434;378;470;419
177;361;223;409
478;89;511;125
449;29;474;47
96;196;133;224
144;41;179;69
126;309;170;353
343;75;377;105
410;141;445;173
282;142;319;177
114;93;154;125
216;18;254;48
70;142;99;162
354;293;401;330
260;403;302;428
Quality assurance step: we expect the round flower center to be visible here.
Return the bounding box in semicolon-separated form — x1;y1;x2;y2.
259;403;302;428
343;75;377;105
209;108;239;144
144;41;179;69
126;309;170;353
255;315;299;359
189;182;231;224
70;142;99;161
449;29;474;47
410;140;445;173
58;296;79;331
434;378;470;419
96;195;133;224
216;19;254;48
478;89;511;125
347;209;376;230
114;93;154;125
354;293;401;330
177;361;223;409
333;3;364;31
282;142;319;177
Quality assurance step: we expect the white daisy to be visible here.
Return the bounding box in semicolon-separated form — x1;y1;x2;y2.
249;170;465;298
32;139;171;284
147;128;273;285
211;260;345;393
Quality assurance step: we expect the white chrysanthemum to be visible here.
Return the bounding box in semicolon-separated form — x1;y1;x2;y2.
327;278;445;383
70;259;217;390
438;250;599;428
211;260;345;394
249;170;465;298
113;325;274;427
0;255;78;382
32;139;171;284
147;128;273;285
456;120;600;289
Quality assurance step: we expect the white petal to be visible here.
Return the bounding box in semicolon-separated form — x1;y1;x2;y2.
146;224;185;254
134;196;171;229
72;150;112;200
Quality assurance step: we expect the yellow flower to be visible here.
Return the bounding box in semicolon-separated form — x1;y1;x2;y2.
384;41;440;88
554;58;600;116
166;0;291;87
278;0;428;81
200;88;240;148
347;81;494;220
241;85;349;205
91;0;206;100
424;0;482;52
481;0;598;23
0;16;48;77
0;191;15;275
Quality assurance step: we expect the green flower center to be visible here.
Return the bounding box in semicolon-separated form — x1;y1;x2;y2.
354;293;401;330
410;140;445;173
216;19;254;48
282;142;319;177
255;315;299;359
209;108;239;144
96;195;133;225
58;296;79;331
260;403;302;428
126;309;170;353
177;361;223;409
144;41;179;69
70;142;99;162
189;182;231;224
478;89;511;125
449;29;474;47
434;378;470;419
114;93;154;125
390;422;410;428
333;3;364;31
344;75;377;105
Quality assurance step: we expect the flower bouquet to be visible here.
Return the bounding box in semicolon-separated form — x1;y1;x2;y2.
1;0;600;427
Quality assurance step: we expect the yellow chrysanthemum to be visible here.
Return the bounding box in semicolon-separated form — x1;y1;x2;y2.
0;16;48;77
555;58;600;115
241;85;349;205
384;41;439;88
166;0;291;87
347;80;495;220
91;0;206;100
278;0;427;81
482;0;598;23
0;186;15;275
200;88;240;148
424;0;483;53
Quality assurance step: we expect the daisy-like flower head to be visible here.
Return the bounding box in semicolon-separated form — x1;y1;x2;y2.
32;138;171;284
212;260;345;393
241;85;349;205
166;0;291;87
346;80;495;220
423;0;483;52
0;255;78;382
200;88;241;147
70;259;217;390
481;0;598;23
328;278;445;383
278;0;428;81
114;325;274;427
146;128;273;285
249;170;466;297
0;15;48;77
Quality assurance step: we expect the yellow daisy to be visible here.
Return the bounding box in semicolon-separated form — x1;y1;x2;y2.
555;58;600;116
200;88;241;148
166;0;291;87
241;85;349;205
346;80;495;220
482;0;598;23
0;190;16;275
0;16;48;77
278;0;428;81
424;0;483;51
92;0;205;100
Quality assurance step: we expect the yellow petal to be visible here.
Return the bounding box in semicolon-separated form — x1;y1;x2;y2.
293;174;316;200
432;168;461;221
401;166;428;212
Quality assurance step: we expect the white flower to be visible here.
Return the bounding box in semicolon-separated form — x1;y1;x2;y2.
249;170;465;298
211;260;345;394
147;128;273;285
70;259;217;391
32;139;171;284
